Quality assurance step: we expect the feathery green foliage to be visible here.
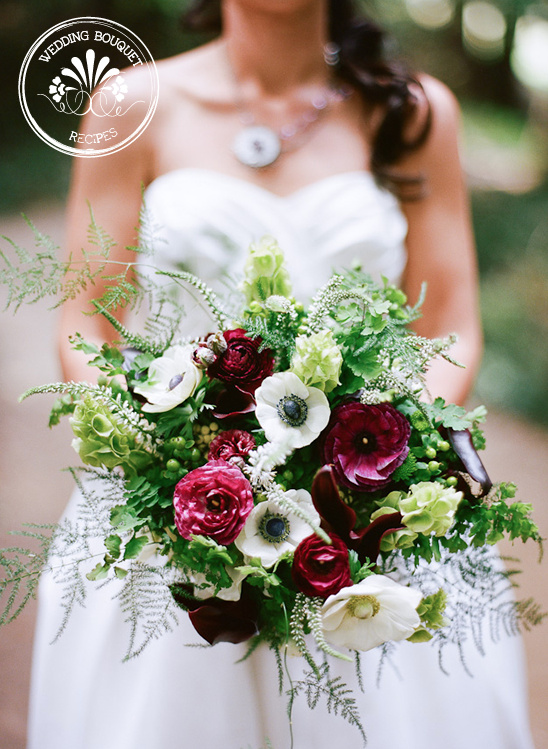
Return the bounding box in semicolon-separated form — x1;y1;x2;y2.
290;662;367;747
0;525;53;625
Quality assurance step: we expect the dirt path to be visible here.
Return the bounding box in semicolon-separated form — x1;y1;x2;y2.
0;207;546;748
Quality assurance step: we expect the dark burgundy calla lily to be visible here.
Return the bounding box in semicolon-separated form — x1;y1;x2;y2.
170;584;259;645
311;465;404;563
446;428;492;495
354;512;406;563
311;464;358;541
213;387;256;419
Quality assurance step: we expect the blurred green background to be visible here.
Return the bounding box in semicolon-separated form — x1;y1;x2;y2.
1;0;547;424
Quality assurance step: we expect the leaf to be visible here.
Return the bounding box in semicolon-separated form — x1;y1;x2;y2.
70;335;100;355
425;398;470;430
347;349;382;380
105;534;122;559
123;535;150;560
48;394;76;427
407;628;433;643
110;504;142;532
86;562;110;581
133;352;155;371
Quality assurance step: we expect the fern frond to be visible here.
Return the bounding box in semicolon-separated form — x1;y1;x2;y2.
0;230;68;310
290;662;367;746
514;597;547;631
116;562;181;659
89;274;140;313
132;195;169;258
0;525;54;625
86;206;116;258
383;545;539;678
92;301;166;356
153;269;229;329
237;312;298;363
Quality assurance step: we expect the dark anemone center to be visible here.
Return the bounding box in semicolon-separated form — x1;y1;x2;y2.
277;395;308;427
258;512;290;543
168;373;184;390
355;431;377;454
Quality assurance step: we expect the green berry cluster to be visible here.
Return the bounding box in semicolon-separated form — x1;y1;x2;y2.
161;436;203;482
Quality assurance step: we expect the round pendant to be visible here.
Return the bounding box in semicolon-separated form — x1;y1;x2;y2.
232;126;281;168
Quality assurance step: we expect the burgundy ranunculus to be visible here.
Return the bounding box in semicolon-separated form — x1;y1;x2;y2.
292;533;352;598
173;459;253;545
208;429;256;466
322;402;411;492
207;328;274;394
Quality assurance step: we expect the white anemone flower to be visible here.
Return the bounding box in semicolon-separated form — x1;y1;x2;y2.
322;575;422;652
255;372;330;448
190;566;246;602
134;344;202;413
235;489;320;568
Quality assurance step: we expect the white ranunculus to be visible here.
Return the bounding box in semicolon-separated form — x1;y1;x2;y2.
254;372;330;448
190;566;246;602
235;489;321;568
321;575;422;652
134;344;202;413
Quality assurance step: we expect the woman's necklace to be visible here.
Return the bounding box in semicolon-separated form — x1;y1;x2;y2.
226;47;351;169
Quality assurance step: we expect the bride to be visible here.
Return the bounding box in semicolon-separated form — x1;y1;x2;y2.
28;1;534;747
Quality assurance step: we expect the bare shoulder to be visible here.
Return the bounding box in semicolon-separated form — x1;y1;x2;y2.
398;74;463;177
153;40;228;106
419;74;461;134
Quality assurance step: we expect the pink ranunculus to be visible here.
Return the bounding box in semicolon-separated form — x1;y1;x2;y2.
292;533;352;599
207;429;256;466
207;328;274;394
173;459;254;545
322;402;411;492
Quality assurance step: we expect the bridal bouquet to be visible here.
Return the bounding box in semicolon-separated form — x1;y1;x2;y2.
0;230;542;741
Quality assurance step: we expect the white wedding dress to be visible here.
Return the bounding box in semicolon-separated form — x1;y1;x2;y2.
28;169;534;749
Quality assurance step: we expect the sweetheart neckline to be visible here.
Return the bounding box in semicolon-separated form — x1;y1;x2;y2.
143;167;380;202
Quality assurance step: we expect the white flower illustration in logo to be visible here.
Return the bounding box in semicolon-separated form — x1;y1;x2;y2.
105;75;128;102
42;48;124;116
60;48;120;95
48;76;72;103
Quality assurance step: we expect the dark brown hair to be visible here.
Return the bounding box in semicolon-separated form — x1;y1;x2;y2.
182;0;431;195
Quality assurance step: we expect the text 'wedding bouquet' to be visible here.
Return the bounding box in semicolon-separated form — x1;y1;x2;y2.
0;226;542;744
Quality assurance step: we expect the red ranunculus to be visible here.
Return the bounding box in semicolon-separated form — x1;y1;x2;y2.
292;533;352;598
322;402;410;492
173;459;253;545
207;328;274;394
208;429;256;465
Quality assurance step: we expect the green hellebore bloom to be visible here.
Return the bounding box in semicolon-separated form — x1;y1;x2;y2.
399;482;463;537
241;236;293;305
70;395;151;476
290;329;343;393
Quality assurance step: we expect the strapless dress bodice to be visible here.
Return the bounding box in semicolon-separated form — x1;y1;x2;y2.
142;168;408;302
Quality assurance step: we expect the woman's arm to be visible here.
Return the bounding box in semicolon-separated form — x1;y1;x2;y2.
59;71;155;383
399;76;482;405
